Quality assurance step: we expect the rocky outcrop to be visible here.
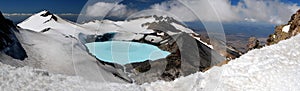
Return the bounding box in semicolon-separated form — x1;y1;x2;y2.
0;11;27;60
267;9;300;45
247;37;262;51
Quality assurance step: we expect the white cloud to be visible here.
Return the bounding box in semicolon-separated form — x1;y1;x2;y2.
141;0;300;24
84;0;300;24
126;1;198;22
85;2;137;18
232;0;300;24
130;0;239;22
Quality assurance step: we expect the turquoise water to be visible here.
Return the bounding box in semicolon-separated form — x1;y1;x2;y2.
85;41;170;65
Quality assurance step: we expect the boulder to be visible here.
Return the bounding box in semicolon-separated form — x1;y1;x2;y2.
247;37;261;51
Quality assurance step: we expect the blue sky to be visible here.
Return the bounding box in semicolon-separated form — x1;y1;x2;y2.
0;0;166;14
0;0;87;13
0;0;299;14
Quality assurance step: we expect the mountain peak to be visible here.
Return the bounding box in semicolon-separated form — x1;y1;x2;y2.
17;10;63;32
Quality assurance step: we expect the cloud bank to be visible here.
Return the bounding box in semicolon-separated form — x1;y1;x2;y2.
84;0;300;24
85;2;137;18
233;0;300;24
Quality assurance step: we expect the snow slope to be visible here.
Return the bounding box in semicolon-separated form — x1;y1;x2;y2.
81;16;156;34
11;11;128;83
1;33;300;90
0;63;141;91
81;16;192;34
141;34;300;91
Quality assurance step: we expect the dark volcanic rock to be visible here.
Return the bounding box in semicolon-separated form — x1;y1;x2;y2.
40;11;58;22
267;9;300;45
0;11;27;60
123;32;225;84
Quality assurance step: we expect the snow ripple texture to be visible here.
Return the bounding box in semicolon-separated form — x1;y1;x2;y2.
1;35;300;91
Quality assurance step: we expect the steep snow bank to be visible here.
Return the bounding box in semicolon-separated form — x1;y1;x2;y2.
1;34;300;90
141;34;300;91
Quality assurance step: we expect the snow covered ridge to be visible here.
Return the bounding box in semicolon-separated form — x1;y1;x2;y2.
17;11;212;47
0;62;142;91
1;33;300;91
17;10;92;37
17;11;195;35
80;15;195;35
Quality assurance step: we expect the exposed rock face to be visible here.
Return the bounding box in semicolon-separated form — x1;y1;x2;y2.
40;11;58;23
267;9;300;45
0;11;27;60
93;30;226;84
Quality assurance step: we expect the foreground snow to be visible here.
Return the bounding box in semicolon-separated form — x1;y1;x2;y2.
1;34;300;90
142;34;300;91
0;63;141;91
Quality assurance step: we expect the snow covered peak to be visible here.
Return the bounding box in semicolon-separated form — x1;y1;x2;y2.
17;10;93;37
17;11;59;32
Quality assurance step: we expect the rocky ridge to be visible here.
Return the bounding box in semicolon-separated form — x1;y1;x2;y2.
267;9;300;45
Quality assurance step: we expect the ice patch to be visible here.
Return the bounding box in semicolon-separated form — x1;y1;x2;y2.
282;25;290;33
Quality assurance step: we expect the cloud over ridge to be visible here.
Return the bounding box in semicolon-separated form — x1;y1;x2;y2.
84;0;300;24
